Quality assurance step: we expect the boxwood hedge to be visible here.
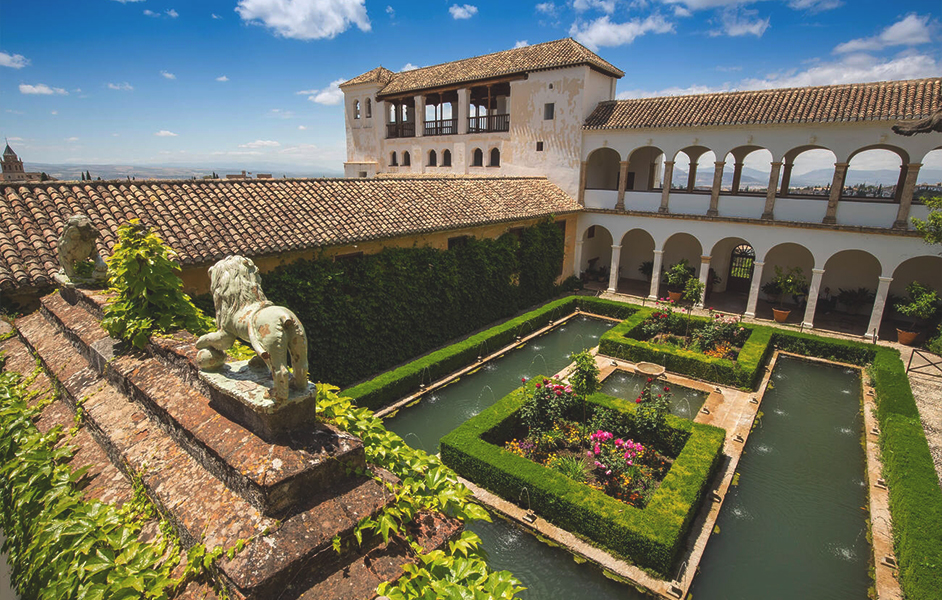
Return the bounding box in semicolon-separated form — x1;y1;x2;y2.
440;383;725;576
344;296;636;411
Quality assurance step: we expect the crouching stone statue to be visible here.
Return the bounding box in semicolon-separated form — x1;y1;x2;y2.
55;214;108;287
196;255;308;403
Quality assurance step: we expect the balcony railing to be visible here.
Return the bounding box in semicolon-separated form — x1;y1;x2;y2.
424;118;458;136
386;122;416;139
468;114;509;133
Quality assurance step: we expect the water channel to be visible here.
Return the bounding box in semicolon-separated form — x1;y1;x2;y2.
383;319;870;599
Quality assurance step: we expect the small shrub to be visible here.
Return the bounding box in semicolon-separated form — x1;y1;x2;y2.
548;454;588;483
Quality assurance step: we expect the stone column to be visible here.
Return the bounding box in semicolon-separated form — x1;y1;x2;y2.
697;255;711;307
779;161;793;195
744;261;765;318
686;162;698;192
578;161;587;206
457;88;470;135
731;162;744;194
802;268;825;328
608;245;622;293
615;160;629;210
414;95;425;137
573;240;584;278
823;162;849;224
865;277;893;340
648;250;664;300
659;161;674;213
893;163;922;229
707;161;725;216
762;161;782;220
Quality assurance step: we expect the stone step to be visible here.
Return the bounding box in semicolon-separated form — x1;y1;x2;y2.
39;292;365;517
15;310;403;599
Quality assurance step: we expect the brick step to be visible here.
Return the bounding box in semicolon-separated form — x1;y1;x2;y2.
15;310;403;599
39;292;365;517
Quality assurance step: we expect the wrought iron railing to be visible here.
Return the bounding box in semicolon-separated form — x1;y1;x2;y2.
424;118;458;136
467;113;509;133
386;122;416;139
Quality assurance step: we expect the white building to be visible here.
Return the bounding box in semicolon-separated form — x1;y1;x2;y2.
342;39;942;340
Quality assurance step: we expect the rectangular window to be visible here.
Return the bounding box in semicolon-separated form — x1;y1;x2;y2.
448;235;469;250
544;103;555;120
536;141;544;152
358;171;368;178
587;225;595;239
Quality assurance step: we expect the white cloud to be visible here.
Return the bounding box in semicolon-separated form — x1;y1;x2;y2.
673;5;692;17
386;5;394;17
401;63;419;71
212;13;222;19
51;110;58;115
0;52;29;69
143;9;158;16
107;82;134;91
449;4;478;19
166;9;179;18
570;14;674;50
160;70;176;79
834;14;932;54
216;75;229;81
154;130;178;137
297;78;346;105
298;125;307;130
661;0;752;9
65;137;79;142
19;83;68;95
741;51;940;89
710;8;769;37
535;2;556;15
787;0;842;12
267;108;297;118
617;83;731;99
111;0;145;3
573;0;615;13
7;137;23;142
236;0;371;40
514;40;529;48
238;139;281;148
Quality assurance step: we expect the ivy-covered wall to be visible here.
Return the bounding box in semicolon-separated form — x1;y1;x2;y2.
260;219;567;387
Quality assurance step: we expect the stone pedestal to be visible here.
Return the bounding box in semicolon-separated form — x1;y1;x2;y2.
200;360;318;441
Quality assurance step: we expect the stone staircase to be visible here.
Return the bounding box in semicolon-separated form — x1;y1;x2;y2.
4;289;460;599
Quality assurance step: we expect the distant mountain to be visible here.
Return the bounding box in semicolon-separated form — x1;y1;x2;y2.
22;163;343;182
671;166;942;189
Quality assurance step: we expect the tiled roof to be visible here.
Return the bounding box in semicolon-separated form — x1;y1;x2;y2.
345;38;623;98
0;177;580;292
340;66;395;89
584;77;942;129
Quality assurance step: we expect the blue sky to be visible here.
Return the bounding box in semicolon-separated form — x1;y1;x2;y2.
1;0;939;175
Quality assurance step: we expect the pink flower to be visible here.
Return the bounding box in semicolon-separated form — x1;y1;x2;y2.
535;383;541;389
555;390;562;396
605;470;612;476
587;451;593;457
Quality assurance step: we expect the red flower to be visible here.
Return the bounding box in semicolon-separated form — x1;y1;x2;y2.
664;386;670;392
521;377;526;383
635;398;642;403
535;383;541;389
647;377;652;383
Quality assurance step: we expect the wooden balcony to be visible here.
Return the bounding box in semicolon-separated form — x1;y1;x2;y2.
467;114;509;134
386;122;416;139
424;118;458;136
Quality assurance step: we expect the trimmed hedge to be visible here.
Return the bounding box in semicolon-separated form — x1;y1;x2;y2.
344;296;636;411
599;318;941;600
599;308;771;389
440;382;725;576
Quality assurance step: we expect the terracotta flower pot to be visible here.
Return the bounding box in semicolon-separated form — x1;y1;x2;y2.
772;308;790;323
668;291;682;302
897;329;919;346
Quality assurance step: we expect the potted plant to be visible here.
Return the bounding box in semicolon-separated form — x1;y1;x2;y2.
761;266;807;323
638;260;654;282
836;287;875;315
663;259;694;302
895;281;940;345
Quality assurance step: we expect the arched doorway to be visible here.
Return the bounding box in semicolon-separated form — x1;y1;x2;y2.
817;249;883;335
579;225;614;290
727;244;756;293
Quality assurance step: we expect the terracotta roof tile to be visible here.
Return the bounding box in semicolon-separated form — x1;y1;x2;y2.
0;176;580;292
345;38;623;98
585;77;942;129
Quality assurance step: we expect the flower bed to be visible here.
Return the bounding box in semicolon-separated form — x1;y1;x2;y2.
441;378;726;576
639;300;750;360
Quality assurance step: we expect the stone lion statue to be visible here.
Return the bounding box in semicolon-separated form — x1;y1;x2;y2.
195;255;308;402
56;214;108;286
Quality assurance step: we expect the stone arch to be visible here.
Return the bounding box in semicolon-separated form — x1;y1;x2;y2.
617;228;656;290
442;149;452;167
845;147;906;200
585;147;621;190
428;149;437;167
471;148;483;167
390;151;398;167
365;98;372;118
782;146;836;197
761;243;815;305
402;151;411;167
671;146;714;192
890;255;942;298
353;99;360;119
661;232;704;273
489;147;501;167
709;236;755;296
819;249;883;321
722;146;774;194
580;224;614;281
625;146;665;191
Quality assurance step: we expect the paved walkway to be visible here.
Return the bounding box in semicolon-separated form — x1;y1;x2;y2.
594;290;942;490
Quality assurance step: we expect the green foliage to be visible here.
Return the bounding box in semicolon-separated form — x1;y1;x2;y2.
894;281;940;327
761;266;807;308
344;296;636;411
633;381;672;439
314;384;524;599
638;260;654;280
101;220;213;348
263;219;565;387
663;260;695;292
519;378;575;436
911;195;942;246
441;386;724;576
836;287;875;315
682;278;705;304
548;455;589;483
569;350;600;429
